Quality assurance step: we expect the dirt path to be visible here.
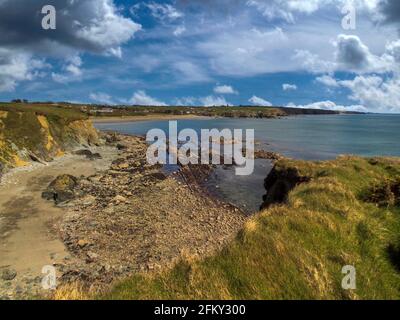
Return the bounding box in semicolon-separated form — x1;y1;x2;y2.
0;146;120;299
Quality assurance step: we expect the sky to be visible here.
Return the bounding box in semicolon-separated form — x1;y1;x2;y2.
0;0;399;112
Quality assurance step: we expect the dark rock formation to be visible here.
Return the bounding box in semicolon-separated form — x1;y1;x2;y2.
73;149;102;160
261;165;310;209
42;174;78;204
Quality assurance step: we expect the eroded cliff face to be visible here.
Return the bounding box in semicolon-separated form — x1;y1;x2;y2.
261;162;311;209
0;111;99;172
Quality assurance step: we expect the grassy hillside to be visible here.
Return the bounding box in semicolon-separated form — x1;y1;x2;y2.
101;156;400;300
0;103;98;169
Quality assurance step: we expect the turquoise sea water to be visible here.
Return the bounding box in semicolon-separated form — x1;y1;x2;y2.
95;114;400;212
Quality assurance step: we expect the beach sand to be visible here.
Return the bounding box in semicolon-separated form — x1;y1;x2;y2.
91;114;211;123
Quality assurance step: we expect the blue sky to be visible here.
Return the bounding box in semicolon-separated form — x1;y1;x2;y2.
0;0;399;112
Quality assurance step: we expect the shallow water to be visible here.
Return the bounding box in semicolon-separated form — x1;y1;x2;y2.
96;114;400;212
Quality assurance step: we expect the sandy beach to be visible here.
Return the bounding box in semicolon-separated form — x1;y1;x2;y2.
0;145;121;299
91;114;211;123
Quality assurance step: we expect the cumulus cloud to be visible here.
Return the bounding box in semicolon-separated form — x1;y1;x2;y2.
130;90;167;106
294;34;398;74
287;100;367;112
89;92;116;105
249;95;273;106
292;49;335;74
52;55;83;84
0;0;141;90
339;75;400;112
0;48;48;92
213;85;238;94
0;0;141;56
316;74;339;87
282;83;297;91
197;26;296;77
199;96;231;107
173;96;198;106
247;0;324;23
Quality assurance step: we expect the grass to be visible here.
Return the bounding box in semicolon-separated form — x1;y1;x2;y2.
88;105;349;119
0;103;94;167
99;156;400;300
0;103;88;123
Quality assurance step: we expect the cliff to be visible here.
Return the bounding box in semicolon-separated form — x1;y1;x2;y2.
0;104;99;176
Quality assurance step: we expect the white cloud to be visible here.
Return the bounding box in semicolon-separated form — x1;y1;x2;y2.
75;0;141;57
199;96;231;107
0;0;142;91
214;85;238;94
197;27;295;77
292;49;335;74
0;48;46;92
339;75;400;113
130;90;167;106
316;74;339;87
173;25;186;37
248;0;382;23
173;96;197;106
334;34;396;73
145;2;184;21
89;92;116;105
249;95;273;106
52;55;83;84
282;83;297;91
287;100;367;112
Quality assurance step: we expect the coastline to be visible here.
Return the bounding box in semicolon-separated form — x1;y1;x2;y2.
0;131;246;299
91;114;212;123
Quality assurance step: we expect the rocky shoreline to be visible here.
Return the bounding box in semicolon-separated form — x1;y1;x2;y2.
38;132;247;294
0;128;284;299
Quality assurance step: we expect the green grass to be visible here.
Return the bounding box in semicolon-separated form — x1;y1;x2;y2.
0;103;88;123
102;156;400;300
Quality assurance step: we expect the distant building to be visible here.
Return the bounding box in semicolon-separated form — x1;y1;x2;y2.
89;107;114;114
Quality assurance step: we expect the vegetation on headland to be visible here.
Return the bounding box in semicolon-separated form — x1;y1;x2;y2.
85;105;362;119
100;156;400;300
0;103;98;170
1;100;364;120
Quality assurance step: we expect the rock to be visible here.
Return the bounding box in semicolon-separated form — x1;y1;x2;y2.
116;143;128;150
113;195;127;204
42;174;78;204
74;149;102;160
80;195;96;206
73;149;93;157
77;239;91;248
86;152;102;160
1;269;17;281
87;251;99;261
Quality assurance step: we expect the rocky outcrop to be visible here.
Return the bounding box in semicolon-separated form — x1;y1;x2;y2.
261;163;311;209
42;174;78;204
